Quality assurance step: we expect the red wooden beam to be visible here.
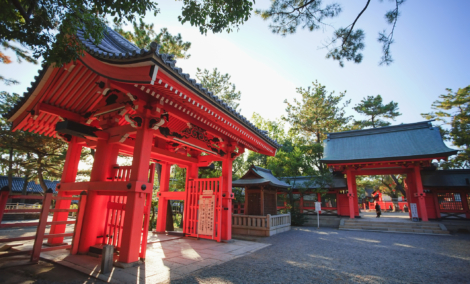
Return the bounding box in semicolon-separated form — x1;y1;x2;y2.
39;103;83;122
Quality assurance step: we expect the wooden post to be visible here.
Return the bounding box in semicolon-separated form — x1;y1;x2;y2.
414;165;428;221
49;137;82;245
71;191;87;255
156;162;171;233
260;187;265;216
78;142;119;254
183;164;198;234
31;189;53;263
118;117;154;264
346;168;356;219
0;187;9;224
221;156;233;241
244;187;249;215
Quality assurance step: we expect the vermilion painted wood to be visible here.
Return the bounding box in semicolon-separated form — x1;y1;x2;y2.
345;169;356;219
140;192;152;259
413;165;428;221
0;190;10;224
8;195;44;200
0;222;39;228
5;209;42;213
71;191;87;255
47;65;84;105
183;164;198;235
31;191;53;263
156;162;171;233
0;236;35;242
119;117;154;263
221;157;233;241
78;142;119;254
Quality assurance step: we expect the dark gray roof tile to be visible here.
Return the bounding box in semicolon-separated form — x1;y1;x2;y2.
322;121;458;163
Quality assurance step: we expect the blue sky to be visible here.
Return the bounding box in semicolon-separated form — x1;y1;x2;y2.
2;0;470;130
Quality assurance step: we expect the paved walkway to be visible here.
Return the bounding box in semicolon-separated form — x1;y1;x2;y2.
40;234;269;283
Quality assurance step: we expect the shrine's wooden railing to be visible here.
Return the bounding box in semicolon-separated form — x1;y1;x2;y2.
232;213;291;231
0;189;87;263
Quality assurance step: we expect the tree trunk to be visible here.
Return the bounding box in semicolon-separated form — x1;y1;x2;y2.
37;158;48;194
7;147;13;193
165;200;174;231
21;152;32;203
390;175;406;198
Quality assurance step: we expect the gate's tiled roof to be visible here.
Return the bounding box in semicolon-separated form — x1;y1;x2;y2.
5;26;280;149
279;176;347;189
0;176;58;193
421;169;470;187
232;165;290;188
322;121;458;164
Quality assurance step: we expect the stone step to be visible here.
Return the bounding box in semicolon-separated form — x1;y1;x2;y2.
339;226;450;235
342;223;440;230
343;222;440;228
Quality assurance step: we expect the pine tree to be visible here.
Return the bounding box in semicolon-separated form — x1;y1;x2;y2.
353;95;401;128
114;20;191;59
422;86;470;168
195;68;242;111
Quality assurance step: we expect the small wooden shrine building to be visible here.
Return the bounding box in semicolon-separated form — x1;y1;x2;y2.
321;121;458;221
276;176;348;215
4;26;280;266
421;169;470;219
232;165;289;216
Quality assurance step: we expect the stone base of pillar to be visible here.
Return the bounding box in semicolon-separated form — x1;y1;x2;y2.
113;260;143;268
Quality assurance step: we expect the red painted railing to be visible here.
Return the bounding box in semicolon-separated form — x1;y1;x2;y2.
0;188;87;262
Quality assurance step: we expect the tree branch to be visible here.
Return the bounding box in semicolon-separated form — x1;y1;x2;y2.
341;0;371;50
8;0;30;22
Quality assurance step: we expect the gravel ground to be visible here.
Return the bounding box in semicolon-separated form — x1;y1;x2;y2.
172;227;470;284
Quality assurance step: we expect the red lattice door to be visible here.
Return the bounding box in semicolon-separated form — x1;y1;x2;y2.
184;177;223;242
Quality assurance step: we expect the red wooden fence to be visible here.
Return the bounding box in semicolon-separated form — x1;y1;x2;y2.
0;188;87;263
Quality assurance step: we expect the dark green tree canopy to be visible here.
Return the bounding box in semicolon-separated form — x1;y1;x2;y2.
422;86;470;168
283;80;352;143
353;94;401;128
1;0;252;66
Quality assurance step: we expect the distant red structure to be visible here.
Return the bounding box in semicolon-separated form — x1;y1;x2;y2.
321;122;459;221
5;26;280;265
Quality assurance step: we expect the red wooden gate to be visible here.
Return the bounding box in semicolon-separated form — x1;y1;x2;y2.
103;163;155;259
184;177;223;242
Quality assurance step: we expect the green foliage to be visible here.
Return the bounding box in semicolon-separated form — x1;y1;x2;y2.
1;0;159;66
283;80;351;143
195;68;242;111
256;0;407;66
179;0;254;34
0;92;67;192
290;207;307;226
2;0;253;66
422;86;470;168
115;20;191;59
353;94;401;129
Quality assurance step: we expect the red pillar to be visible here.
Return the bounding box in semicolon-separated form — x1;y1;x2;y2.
221;156;233;241
48;137;83;244
414;165;428;221
118;119;154;264
346;169;356;219
156;162;171;233
78;141;119;254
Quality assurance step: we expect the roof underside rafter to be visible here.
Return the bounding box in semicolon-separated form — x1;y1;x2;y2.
5;26;280;158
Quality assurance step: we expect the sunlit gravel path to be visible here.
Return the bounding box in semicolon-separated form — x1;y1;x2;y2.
172;227;470;284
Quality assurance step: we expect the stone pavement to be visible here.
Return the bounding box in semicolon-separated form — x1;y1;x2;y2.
40;234;270;283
